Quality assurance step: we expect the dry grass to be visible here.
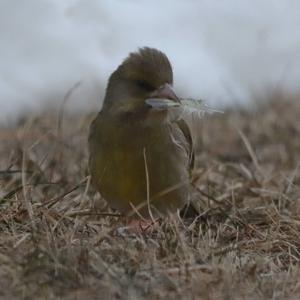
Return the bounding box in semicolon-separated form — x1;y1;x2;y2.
1;93;300;299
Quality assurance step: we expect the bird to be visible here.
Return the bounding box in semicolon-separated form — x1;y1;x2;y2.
88;47;196;220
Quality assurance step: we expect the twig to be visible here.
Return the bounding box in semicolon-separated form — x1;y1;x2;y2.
66;210;123;218
0;170;34;175
238;129;263;175
41;177;88;208
143;147;155;222
22;149;36;231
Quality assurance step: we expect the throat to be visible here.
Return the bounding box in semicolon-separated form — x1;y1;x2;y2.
123;104;151;117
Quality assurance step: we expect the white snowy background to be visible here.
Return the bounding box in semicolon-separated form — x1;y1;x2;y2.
1;0;300;122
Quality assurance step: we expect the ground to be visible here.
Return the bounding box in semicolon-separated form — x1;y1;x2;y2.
1;92;300;299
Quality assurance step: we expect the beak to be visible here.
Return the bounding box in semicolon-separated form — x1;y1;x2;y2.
150;83;180;102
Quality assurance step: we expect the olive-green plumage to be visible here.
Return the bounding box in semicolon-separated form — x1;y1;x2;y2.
89;47;194;217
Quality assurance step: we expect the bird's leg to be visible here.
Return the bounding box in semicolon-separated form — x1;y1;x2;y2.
126;218;160;233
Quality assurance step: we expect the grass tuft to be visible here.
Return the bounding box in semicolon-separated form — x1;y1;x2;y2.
1;94;300;299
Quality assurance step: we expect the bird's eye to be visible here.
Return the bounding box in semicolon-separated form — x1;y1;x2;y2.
135;80;155;92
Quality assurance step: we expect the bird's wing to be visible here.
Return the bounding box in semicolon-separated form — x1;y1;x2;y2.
172;109;204;179
174;118;195;173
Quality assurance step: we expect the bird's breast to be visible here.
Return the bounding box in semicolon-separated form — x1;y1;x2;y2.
89;113;190;215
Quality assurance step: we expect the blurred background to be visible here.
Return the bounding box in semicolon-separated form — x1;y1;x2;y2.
1;0;300;122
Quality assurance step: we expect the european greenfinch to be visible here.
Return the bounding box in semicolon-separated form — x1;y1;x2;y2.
89;47;196;218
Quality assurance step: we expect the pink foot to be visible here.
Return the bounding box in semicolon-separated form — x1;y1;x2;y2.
126;219;158;233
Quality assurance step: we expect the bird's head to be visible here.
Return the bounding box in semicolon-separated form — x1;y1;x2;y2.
102;47;179;115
